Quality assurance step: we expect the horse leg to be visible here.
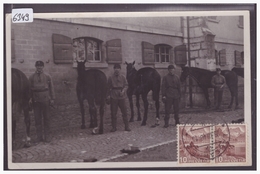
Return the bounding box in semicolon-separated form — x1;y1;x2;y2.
23;107;31;147
202;88;211;109
79;101;86;129
155;99;160;125
128;94;134;122
141;92;149;126
152;86;160;124
88;100;97;128
228;90;234;109
136;94;141;121
235;87;239;109
98;102;104;134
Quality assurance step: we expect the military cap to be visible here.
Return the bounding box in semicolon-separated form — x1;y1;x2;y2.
114;63;121;69
216;68;221;71
35;61;44;67
168;65;175;69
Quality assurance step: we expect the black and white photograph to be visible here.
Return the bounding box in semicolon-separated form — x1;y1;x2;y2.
4;4;256;170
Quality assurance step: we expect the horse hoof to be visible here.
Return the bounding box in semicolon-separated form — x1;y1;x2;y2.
24;142;31;148
81;125;86;129
99;130;104;134
141;122;146;126
129;118;134;122
137;118;142;121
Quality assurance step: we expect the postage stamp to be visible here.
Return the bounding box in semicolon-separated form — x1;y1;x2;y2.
178;123;247;165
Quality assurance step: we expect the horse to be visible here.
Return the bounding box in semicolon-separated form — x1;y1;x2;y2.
232;67;244;78
180;67;238;109
76;60;107;134
12;68;31;147
125;61;161;126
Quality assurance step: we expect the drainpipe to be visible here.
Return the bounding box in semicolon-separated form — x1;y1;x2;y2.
187;16;193;108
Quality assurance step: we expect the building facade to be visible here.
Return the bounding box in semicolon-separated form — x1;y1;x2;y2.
11;16;244;107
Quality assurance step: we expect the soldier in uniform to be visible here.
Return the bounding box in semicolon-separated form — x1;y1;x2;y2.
161;65;181;128
107;64;131;132
29;61;55;143
211;67;226;110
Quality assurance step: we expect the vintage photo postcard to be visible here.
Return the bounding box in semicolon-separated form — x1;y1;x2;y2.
5;7;254;169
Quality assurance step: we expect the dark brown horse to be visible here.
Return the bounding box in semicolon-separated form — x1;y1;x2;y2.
232;67;244;78
180;67;238;109
76;61;107;134
125;61;161;126
12;68;31;147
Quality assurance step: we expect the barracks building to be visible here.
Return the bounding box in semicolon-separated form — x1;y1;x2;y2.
11;16;244;108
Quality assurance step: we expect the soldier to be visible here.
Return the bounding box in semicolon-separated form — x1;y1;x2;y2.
107;64;131;132
161;65;181;128
211;67;226;110
29;61;55;143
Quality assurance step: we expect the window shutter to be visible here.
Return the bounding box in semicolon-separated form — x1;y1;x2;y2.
215;50;219;65
219;49;226;66
142;41;154;65
52;34;73;64
234;50;242;66
241;51;244;65
11;29;15;62
106;39;122;63
174;45;187;66
170;48;175;64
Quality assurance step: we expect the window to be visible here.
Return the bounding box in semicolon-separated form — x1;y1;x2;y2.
142;41;173;66
238;16;243;28
155;44;171;63
73;37;102;63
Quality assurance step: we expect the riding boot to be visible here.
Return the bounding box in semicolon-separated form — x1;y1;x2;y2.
123;116;131;131
164;116;169;128
36;126;43;142
110;115;117;132
174;114;180;125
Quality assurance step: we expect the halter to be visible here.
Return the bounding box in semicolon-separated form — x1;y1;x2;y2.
184;68;201;86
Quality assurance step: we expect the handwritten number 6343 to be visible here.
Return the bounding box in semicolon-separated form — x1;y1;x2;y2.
13;13;30;22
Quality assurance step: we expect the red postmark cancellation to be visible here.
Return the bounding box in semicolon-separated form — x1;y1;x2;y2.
178;124;246;164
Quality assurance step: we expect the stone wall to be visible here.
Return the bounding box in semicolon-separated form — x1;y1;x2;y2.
11;19;183;106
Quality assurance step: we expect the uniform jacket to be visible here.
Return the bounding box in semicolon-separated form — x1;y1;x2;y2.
211;74;226;91
29;71;55;102
161;73;181;99
107;73;128;99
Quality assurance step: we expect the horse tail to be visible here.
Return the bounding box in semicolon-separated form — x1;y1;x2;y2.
152;73;161;101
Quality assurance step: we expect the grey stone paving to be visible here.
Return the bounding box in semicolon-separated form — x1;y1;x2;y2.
12;105;243;163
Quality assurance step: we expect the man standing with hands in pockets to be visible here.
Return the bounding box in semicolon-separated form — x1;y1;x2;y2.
161;65;181;128
29;61;55;143
211;67;226;110
107;63;131;132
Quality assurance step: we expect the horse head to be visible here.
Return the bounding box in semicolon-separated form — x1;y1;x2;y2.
76;59;87;71
180;66;190;82
125;61;137;78
125;61;135;72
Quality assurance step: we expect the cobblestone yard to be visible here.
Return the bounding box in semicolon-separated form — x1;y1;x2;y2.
10;84;244;164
